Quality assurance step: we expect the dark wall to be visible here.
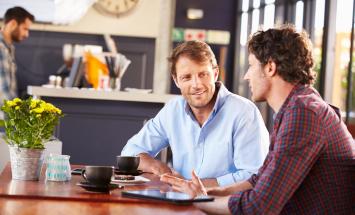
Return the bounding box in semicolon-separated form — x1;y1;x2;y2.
45;97;164;165
14;30;155;97
175;0;236;31
171;0;237;94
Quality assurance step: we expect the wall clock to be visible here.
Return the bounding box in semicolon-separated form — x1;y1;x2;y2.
94;0;139;17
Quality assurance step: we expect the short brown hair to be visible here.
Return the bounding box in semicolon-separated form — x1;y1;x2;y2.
248;25;316;85
4;6;35;24
168;40;218;77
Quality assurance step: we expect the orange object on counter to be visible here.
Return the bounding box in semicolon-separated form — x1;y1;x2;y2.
85;52;109;89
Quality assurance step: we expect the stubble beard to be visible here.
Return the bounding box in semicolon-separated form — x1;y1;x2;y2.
186;89;215;111
11;28;21;42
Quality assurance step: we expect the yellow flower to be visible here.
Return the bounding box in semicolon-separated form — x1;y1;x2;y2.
32;107;45;114
41;103;62;114
1;97;63;149
44;103;54;111
30;99;40;109
6;101;15;107
13;98;22;103
55;108;62;114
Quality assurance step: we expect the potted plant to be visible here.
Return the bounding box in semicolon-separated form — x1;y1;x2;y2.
1;97;63;180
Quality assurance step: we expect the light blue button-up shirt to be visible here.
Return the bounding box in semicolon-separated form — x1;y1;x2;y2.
122;83;269;186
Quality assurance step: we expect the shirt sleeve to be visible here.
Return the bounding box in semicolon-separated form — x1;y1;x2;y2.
217;103;270;186
121;103;170;157
0;47;12;103
228;107;324;214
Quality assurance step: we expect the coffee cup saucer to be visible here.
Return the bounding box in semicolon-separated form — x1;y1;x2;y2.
77;181;119;193
111;176;150;185
114;168;143;176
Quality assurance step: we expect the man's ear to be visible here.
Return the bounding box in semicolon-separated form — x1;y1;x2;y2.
7;20;18;31
213;67;219;82
173;75;180;89
265;59;277;77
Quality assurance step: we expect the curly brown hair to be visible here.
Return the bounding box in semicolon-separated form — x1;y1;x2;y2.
247;25;316;85
168;40;218;78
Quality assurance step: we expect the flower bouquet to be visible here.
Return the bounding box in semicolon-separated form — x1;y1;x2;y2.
1;97;63;180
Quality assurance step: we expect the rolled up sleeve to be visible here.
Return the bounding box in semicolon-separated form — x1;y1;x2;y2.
217;170;255;186
121;106;169;157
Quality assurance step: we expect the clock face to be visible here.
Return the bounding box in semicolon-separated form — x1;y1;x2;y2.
94;0;139;17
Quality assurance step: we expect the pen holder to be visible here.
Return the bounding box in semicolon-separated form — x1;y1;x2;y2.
110;77;121;91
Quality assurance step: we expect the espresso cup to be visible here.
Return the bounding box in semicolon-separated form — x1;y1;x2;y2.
82;166;114;185
116;156;140;172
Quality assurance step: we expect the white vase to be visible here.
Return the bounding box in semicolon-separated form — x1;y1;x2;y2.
9;145;45;180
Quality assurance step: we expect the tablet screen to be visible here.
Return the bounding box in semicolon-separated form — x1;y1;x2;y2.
122;189;214;204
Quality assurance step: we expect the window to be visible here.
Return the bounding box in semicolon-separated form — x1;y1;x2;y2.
264;3;275;30
295;1;304;31
332;0;355;126
313;0;325;90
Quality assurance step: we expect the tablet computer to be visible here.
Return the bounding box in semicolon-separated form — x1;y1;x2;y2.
122;189;214;204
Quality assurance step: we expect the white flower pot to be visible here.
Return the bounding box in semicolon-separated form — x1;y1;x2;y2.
9;145;45;180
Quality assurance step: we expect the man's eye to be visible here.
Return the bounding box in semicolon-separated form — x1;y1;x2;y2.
181;76;190;81
199;72;208;78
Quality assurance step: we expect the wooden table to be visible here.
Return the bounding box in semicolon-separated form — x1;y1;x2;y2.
0;164;205;215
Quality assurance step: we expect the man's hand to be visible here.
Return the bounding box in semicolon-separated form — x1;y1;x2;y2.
150;161;172;175
160;170;207;198
201;178;219;187
138;153;172;175
171;169;184;179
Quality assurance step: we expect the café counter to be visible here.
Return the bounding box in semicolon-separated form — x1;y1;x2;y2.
27;86;177;166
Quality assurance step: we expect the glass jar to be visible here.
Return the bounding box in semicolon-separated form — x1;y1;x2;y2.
45;154;71;181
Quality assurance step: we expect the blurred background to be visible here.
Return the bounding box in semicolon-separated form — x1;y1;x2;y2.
0;0;354;137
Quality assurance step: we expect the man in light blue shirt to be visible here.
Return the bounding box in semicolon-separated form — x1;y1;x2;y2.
122;40;269;187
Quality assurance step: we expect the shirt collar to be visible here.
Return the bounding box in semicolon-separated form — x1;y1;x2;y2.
0;32;15;52
273;84;307;123
212;81;231;115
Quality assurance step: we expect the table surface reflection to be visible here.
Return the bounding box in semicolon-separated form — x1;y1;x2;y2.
0;164;205;215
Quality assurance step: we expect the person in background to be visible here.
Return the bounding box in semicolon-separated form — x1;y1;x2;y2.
0;6;34;116
122;40;270;187
161;25;355;214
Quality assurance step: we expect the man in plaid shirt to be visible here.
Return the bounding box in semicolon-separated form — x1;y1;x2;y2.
0;7;34;117
161;25;355;214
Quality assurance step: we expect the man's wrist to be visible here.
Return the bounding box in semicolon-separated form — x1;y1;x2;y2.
150;159;171;175
206;186;230;196
137;153;172;175
201;178;219;187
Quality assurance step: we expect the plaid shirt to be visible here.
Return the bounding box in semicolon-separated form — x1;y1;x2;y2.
0;33;17;106
228;85;355;214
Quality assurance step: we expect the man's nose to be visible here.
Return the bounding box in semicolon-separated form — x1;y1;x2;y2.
191;75;202;87
24;31;29;39
243;70;250;80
